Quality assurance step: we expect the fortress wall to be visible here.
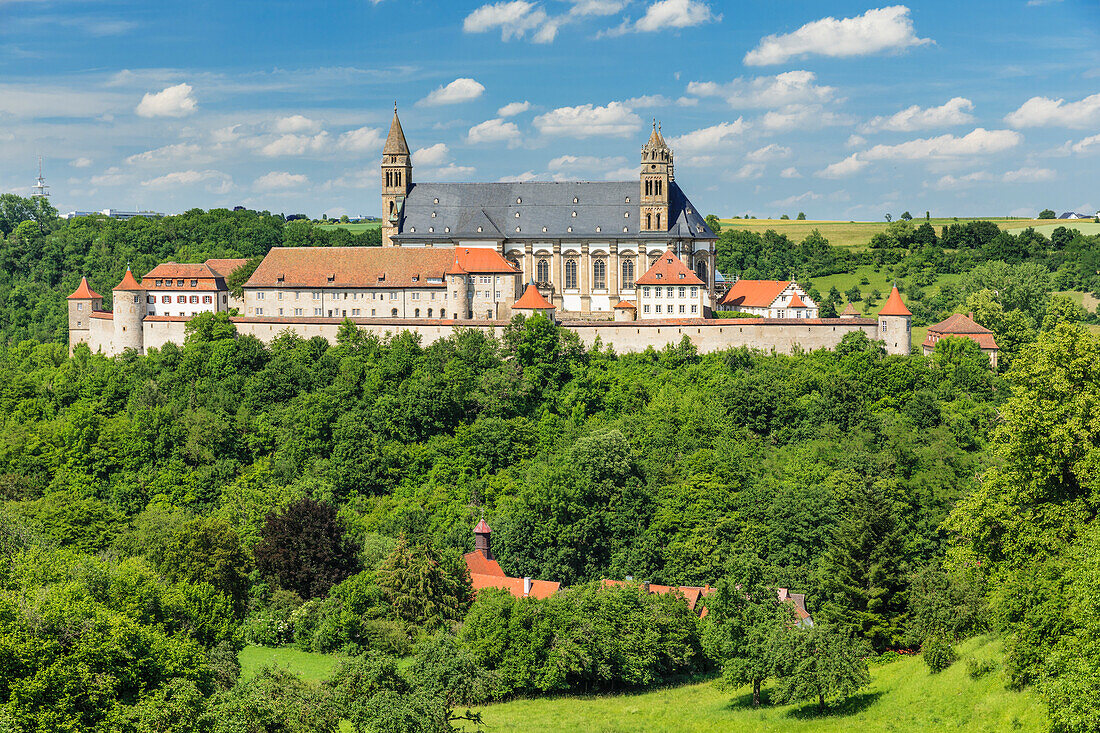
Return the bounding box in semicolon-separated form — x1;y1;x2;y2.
88;316;115;355
143;319;190;351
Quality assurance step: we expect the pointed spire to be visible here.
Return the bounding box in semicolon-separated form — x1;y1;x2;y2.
879;284;911;316
68;276;102;300
115;265;142;291
383;104;410;155
645;118;667;150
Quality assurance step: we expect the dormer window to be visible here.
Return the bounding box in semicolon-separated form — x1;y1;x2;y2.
624;211;629;218
542;226;547;232
625;196;630;203
514;212;520;218
477;226;483;232
155;279;163;286
567;226;573;233
277;274;285;283
515;226;520;232
516;197;521;204
571;211;577;217
623;226;628;232
679;273;685;279
573;196;579;203
431;212;436;217
595;226;601;232
410;227;415;232
428;227;434;233
444;227;450;233
327;274;335;283
433;198;439;204
656;273;663;279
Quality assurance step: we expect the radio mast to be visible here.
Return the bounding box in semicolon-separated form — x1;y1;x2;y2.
31;156;50;198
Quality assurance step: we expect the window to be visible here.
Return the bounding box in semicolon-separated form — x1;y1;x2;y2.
391;308;398;317
257;292;264;300
415;308;420;317
440;309;446;318
691;287;698;298
691;305;698;313
314;308;322;316
537;258;549;283
495;291;501;298
256;307;263;315
565;259;578;289
203;295;212;304
155;280;163;286
643;287;650;297
277;292;283;300
778;310;785;318
278;308;283;315
190;280;197;287
882;322;888;333
77;303;84;311
643;305;650;313
313;291;321;300
695;260;708;282
678;286;686;298
371;309;376;316
176;279;184;286
679;305;685;314
294;308;303;316
162;296;170;303
655;304;662;313
593;259;606;289
147;296;155;304
622;260;635;289
391;292;398;300
665;287;673;298
411;292;419;300
177;295;186;303
427;308;433;317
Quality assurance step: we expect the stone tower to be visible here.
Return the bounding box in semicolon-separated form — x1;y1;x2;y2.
381;104;412;247
112;266;146;354
446;251;471;321
878;284;912;355
67;277;102;354
639;121;671;233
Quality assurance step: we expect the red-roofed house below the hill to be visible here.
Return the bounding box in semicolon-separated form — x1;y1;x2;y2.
718;279;818;318
922;312;999;368
463;520;560;600
636;250;711;319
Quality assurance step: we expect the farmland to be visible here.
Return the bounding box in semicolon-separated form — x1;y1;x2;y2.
717;218;1051;249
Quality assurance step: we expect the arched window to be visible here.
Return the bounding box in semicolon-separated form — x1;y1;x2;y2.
441;309;446;318
565;259;578;289
536;258;549;283
593;259;606;289
645;179;651;196
427;308;433;318
622;260;635;289
695;259;708;283
656;180;662;196
645;213;652;229
391;308;398;317
656;213;661;229
388;201;394;216
414;308;420;317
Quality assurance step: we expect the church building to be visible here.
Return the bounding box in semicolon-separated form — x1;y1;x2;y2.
378;107;718;317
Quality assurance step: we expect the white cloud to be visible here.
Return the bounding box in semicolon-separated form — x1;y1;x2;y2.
498;101;531;117
533;102;641;137
548;154;628;170
274;115;320;133
125;142;207;165
71;157;92;168
254;171;309;190
846;134;867;148
761;104;850;131
603;166;637;180
623;94;672;108
746;143;790;162
467;118;522;146
337;127;383;153
634;0;719;32
135;83;197;118
421;163;476;180
686;70;834;108
212;125;242;144
412;143;450;166
1003;167;1055;183
676;96;699;107
928;171;990;189
91;167;130;186
819;128;1023;178
772;191;822;207
0;84;128;118
730;163;764;180
744;6;932;66
498;170;540;182
261;132;330;157
141;169;232;193
570;0;627;15
1005;93;1100;129
861;97;975;132
419;77;486;106
666;119;747;152
463;2;552;42
1071;134;1100;154
780;167;802;178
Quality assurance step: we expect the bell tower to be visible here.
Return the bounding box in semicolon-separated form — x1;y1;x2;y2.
381;103;412;247
639;120;671;233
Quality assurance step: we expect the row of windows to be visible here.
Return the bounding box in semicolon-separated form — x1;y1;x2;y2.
642;304;698;314
153;279;199;287
253;307;449;318
256;290;446;301
150;295;214;304
642;287;699;298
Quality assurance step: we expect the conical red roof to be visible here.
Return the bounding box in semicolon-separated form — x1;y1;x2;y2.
613;300;636;309
114;267;143;291
842;302;860;315
474;519;491;534
879;285;911;316
513;283;554;310
67;277;102;300
788;292;806;308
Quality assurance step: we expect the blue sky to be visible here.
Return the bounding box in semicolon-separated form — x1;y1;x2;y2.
2;0;1098;220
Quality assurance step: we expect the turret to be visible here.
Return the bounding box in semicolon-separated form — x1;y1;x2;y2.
381;103;412;247
639;120;671;233
474;518;493;560
878;285;912;355
446;251;470;320
67;277;102;354
112;266;146;353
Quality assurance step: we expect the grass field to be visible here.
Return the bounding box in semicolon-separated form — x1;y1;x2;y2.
239;644;346;683
1006;222;1100;236
717;218;1049;249
476;637;1045;733
316;221;383;233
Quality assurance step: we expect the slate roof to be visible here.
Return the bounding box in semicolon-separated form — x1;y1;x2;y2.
68;277;102;300
392;180;715;242
636;249;705;286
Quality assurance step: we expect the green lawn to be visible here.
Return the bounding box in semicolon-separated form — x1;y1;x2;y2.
316;221;383;233
717;218;1049;249
475;637;1045;733
239;644;346;683
1006;222;1100;237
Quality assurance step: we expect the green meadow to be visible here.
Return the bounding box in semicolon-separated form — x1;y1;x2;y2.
316;221;384;233
718;218;1050;249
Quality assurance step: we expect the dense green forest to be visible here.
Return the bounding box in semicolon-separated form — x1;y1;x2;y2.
1;198;1098;730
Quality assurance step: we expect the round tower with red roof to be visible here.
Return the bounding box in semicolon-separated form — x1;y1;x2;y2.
67;277;103;354
877;284;912;355
112;266;147;353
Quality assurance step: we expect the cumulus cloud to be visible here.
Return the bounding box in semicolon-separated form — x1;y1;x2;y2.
90;167;130;186
125;142;207;165
772;191;823;207
1003;167;1055;182
463;2;554;42
1071;134;1100;154
548;154;629;170
254;171;309;190
421;163;476;180
570;0;628;15
135;83;197;118
1005;93;1100;129
744;6;932;66
780;167;802;178
261;132;330;157
846;134;867;148
623;94;672;108
71;157;92;168
467;118;521;145
659;119;747;154
141;169;231;193
861;97;975;133
928;171;991;189
686;70;834;109
634;0;719;32
746;143;791;162
274;115;321;133
498;170;541;182
533;102;641;137
412;143;450;165
761;104;850;131
337;127;384;153
498;101;531;117
819;128;1023;178
730;163;764;180
419;77;486;106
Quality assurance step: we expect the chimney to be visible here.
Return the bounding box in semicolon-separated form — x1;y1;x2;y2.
968;312;974;320
473;519;493;560
523;577;533;596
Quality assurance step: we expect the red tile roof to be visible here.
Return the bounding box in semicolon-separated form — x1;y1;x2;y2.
719;280;789;308
115;267;143;291
600;579;716;615
928;313;993;335
204;258;249;278
879;285;911;316
89;311;113;320
841;302;861;315
788;292;807;308
613;300;636;309
68;277;102;300
923;332;999;351
513;283;555;310
463;551;505;577
470;573;560;599
454;247;520;274
636;250;705;286
474;519;492;534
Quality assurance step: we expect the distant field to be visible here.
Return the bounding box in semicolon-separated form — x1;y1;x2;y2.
316;221;383;233
1006;222;1100;236
477;637;1044;733
239;645;345;683
717;218;1049;249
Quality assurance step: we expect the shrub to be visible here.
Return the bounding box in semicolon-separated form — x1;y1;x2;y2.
966;658;996;679
923;636;957;673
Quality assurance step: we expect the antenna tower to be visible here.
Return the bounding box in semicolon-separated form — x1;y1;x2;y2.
31;156;50;198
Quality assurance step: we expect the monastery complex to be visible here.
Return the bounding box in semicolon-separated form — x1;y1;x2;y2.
68;107;915;358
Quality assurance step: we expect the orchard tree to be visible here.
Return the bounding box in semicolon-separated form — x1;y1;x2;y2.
254;498;361;599
771;624;870;711
796;212;806;220
1038;208;1056;219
